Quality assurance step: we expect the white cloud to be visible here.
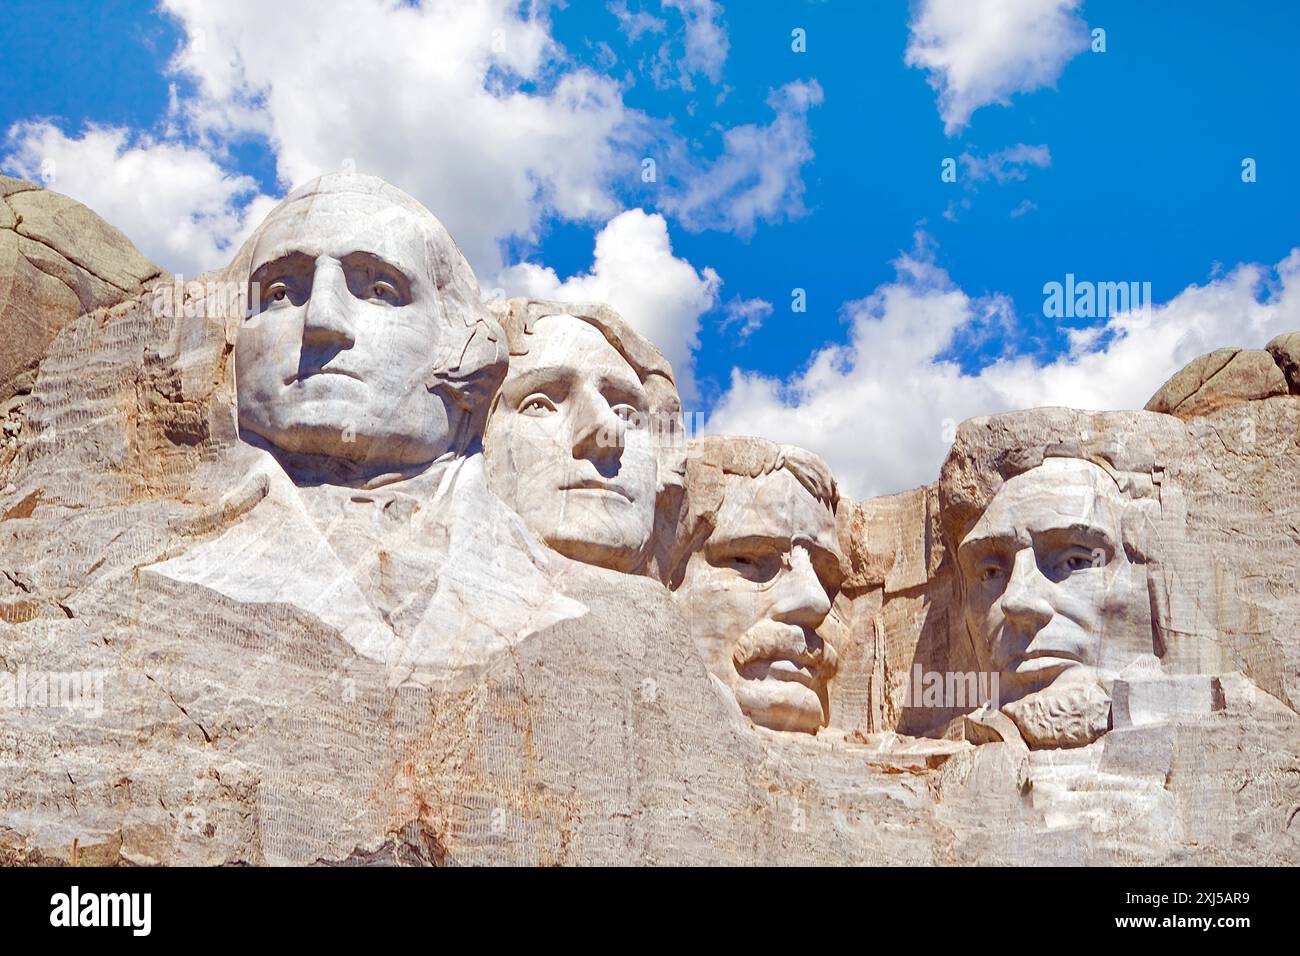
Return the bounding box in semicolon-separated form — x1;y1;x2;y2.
627;0;729;91
961;143;1051;184
719;296;773;340
2;121;274;276
157;0;647;277
491;209;721;399
664;80;824;236
608;1;667;42
905;0;1090;135
707;243;1300;499
3;0;791;285
660;0;729;87
942;145;1049;221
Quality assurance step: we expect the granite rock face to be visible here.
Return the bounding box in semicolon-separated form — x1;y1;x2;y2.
1146;347;1292;418
1265;332;1300;392
0;175;161;408
0;176;1295;866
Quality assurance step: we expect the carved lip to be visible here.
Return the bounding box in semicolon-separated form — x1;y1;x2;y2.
764;658;817;689
1010;651;1080;676
560;479;632;502
741;656;820;691
284;368;364;385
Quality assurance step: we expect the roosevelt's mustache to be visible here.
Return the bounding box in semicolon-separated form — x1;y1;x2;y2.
732;623;839;678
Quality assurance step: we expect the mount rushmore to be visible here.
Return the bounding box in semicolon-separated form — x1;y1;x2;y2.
0;172;1295;865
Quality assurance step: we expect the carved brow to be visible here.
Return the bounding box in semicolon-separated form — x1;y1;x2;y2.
250;251;314;282
957;533;1021;568
507;364;578;395
705;532;788;556
1031;523;1117;551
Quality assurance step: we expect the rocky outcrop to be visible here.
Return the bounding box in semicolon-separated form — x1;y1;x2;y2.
1265;331;1300;392
1146;346;1291;418
0;176;163;474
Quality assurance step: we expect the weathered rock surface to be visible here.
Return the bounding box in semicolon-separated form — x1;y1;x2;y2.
0;177;161;406
1265;331;1300;392
0;180;1295;866
1146;347;1291;418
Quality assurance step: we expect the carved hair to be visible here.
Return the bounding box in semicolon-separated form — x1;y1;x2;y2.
225;173;508;450
689;434;839;511
665;435;841;590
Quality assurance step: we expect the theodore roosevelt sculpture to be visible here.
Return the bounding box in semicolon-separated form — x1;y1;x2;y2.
147;174;583;682
669;436;844;735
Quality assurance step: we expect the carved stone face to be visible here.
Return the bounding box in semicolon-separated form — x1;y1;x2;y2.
958;457;1149;702
483;313;658;572
236;189;457;472
679;469;842;734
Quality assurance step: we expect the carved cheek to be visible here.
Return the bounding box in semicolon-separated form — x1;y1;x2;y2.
513;413;567;476
962;577;1002;634
236;324;288;401
695;570;762;626
1053;574;1108;632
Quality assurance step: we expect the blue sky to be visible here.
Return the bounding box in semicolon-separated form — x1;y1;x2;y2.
3;1;1298;496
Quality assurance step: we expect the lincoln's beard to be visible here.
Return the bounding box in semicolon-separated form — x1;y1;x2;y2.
1000;671;1113;748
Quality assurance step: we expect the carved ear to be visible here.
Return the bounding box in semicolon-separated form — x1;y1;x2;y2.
427;314;509;453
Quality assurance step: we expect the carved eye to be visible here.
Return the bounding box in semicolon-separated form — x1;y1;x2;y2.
978;563;1006;583
612;404;642;427
1057;549;1099;575
520;394;557;416
265;281;290;303
716;551;780;584
366;279;401;305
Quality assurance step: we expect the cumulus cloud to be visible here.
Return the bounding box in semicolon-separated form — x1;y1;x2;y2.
707;242;1300;499
905;0;1090;134
491;209;721;398
2;121;274;276
157;0;646;276
664;80;824;236
3;0;801;285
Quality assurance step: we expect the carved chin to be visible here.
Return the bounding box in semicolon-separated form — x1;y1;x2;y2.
242;415;367;461
538;503;650;572
734;677;825;734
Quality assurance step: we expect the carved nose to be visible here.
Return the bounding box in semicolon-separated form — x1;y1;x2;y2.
571;392;624;464
303;259;356;350
770;546;831;628
1000;548;1054;632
